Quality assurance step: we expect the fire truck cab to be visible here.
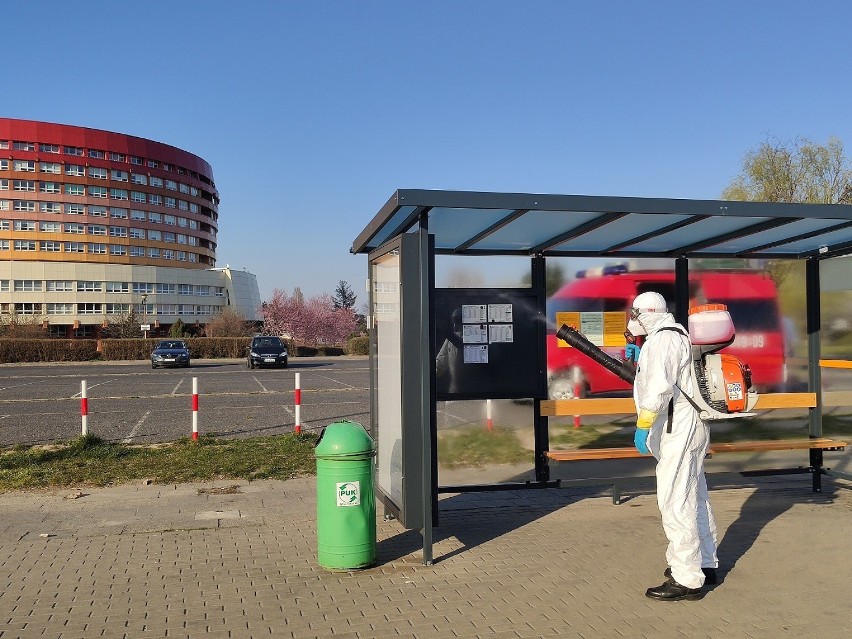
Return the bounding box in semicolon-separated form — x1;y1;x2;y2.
546;266;787;399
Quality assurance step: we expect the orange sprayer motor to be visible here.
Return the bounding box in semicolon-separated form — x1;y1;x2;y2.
688;304;758;417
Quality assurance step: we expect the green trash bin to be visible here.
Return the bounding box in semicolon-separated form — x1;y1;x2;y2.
315;420;377;569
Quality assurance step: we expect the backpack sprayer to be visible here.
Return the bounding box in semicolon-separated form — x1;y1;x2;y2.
555;304;758;420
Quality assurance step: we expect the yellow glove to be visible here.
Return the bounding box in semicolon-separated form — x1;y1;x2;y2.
636;408;658;430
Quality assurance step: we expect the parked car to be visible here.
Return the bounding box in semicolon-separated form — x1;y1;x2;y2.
247;336;288;369
151;340;191;369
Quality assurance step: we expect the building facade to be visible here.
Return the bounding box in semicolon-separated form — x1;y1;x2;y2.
0;118;260;337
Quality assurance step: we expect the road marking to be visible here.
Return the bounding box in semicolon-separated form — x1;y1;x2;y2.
71;378;117;397
0;380;42;392
253;376;269;393
171;378;184;395
313;373;356;388
123;410;150;443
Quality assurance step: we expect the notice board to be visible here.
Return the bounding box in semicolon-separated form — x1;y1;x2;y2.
434;288;545;400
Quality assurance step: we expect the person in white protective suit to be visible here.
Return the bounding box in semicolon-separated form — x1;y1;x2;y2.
628;291;718;601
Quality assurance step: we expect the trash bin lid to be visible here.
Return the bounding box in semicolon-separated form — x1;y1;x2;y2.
315;420;376;459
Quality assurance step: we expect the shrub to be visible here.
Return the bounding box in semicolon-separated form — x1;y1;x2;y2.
347;336;369;355
0;339;99;363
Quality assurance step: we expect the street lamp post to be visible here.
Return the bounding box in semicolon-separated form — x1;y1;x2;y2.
141;293;148;340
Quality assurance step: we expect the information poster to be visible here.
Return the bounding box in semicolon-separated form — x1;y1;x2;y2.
462;305;488;323
463;345;489;364
488;304;513;323
462;324;488;343
488;324;514;343
556;311;627;347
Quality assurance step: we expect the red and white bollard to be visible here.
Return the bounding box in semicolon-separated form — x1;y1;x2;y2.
81;380;88;436
573;383;582;429
486;399;493;432
191;377;199;441
294;372;302;435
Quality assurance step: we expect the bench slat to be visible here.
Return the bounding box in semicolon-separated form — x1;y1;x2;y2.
540;393;817;417
546;438;847;462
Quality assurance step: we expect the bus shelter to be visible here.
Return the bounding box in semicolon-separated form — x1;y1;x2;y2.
351;189;852;563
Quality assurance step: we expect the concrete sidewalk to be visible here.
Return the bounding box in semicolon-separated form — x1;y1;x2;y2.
1;474;850;639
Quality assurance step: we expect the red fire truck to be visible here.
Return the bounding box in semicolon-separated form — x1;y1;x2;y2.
546;267;787;398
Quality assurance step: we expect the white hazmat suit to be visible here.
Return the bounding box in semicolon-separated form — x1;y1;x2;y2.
630;292;718;591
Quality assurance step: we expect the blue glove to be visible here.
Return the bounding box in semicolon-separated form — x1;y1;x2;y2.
634;428;650;455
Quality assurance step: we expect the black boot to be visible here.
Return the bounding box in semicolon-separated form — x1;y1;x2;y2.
664;566;717;585
645;578;703;601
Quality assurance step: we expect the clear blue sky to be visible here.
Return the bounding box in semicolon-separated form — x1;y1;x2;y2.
4;1;852;301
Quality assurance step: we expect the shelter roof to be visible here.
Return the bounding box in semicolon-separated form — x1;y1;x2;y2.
352;189;852;260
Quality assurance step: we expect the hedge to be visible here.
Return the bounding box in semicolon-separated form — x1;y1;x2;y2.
0;337;369;363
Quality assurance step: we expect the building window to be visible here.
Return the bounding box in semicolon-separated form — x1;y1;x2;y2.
88;225;107;235
109;245;126;256
65;164;85;176
129;246;144;257
129;227;145;239
148;194;162;206
150;176;163;188
106;303;130;314
0;240;8;250
65;204;85;215
0;180;7;191
88;167;108;179
159;304;176;315
40;222;62;232
179;284;193;295
64;146;84;156
40;241;63;252
163;249;174;260
14;220;36;231
178;200;188;211
148;212;162;223
164;214;176;226
110;207;128;219
165;180;177;191
130;209;146;221
130;173;147;185
39;203;60;216
39;144;61;154
78;303;103;315
106;281;129;293
88;149;105;159
109;226;128;237
13;141;35;151
13;180;35;192
14;200;36;212
130;156;143;165
130;191;146;203
40;162;61;174
111;169;128;182
176;251;186;261
88;243;107;254
0;141;7;149
163;232;175;243
179;183;189;194
14;280;42;292
147;159;159;169
164;197;176;208
90;205;108;217
156;283;176;294
14;240;36;251
0;221;8;230
77;281;103;292
0;201;7;212
109;188;128;200
16;303;42;315
65;223;85;234
133;282;154;294
147;229;161;241
109;152;125;162
178;304;194;314
177;217;188;227
39;181;61;193
197;286;210;297
148;247;160;258
189;203;199;214
47;303;74;315
65;242;85;253
88;186;108;198
47;280;73;292
65;184;85;196
214;287;225;297
13;160;35;172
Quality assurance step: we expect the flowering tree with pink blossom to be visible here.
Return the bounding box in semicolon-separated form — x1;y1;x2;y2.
261;289;357;346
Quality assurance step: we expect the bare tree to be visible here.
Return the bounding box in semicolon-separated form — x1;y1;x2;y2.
203;307;254;337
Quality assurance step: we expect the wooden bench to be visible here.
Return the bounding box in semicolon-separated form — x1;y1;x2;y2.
539;394;848;502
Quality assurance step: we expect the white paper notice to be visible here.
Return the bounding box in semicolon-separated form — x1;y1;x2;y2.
463;324;488;343
463;345;489;364
488;324;514;343
462;305;488;323
488;304;513;323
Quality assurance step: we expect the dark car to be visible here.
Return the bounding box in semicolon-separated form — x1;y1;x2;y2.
151;340;191;368
247;336;288;369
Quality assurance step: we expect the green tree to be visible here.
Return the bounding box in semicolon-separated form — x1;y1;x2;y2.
520;262;566;297
722;136;852;204
169;318;187;338
333;280;357;310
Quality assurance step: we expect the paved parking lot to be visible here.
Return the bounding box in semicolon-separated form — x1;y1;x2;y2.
0;357;371;446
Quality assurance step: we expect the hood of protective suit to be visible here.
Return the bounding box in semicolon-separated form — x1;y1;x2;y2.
627;291;672;336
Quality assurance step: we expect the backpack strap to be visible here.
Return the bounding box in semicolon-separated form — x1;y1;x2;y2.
653;326;704;425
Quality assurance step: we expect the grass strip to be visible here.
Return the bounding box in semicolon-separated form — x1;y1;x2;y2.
0;433;319;491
